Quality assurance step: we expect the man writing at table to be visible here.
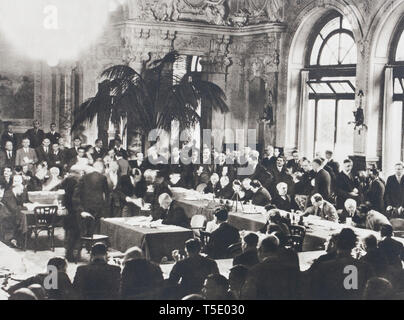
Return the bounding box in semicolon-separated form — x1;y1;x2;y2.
156;193;189;228
303;194;339;223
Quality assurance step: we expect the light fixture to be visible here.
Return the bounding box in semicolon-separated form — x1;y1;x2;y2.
348;89;367;134
0;0;121;66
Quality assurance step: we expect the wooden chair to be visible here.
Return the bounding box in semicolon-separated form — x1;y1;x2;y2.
199;231;211;252
287;225;306;252
26;206;58;252
80;235;110;254
190;215;207;238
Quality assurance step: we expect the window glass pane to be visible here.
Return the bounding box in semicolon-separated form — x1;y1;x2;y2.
319;34;340;65
320;17;340;39
310;36;323;65
315;100;336;155
328;81;355;94
394;78;404;94
335;100;354;161
396;31;404;61
339;34;357;64
310;82;333;94
341;17;352;31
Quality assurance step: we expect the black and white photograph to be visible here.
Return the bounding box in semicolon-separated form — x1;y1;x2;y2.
0;0;403;306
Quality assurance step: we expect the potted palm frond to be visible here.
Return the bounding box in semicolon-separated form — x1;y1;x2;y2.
72;51;229;152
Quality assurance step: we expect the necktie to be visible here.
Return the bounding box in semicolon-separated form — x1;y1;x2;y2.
24;148;28;153
45;147;48;153
7;151;11;159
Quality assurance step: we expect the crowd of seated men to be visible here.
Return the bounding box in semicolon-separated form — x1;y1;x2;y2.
4;224;404;300
1;120;404;300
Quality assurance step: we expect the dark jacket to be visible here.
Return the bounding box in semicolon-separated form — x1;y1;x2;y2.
73;172;109;218
241;254;300;300
206;222;240;259
24;128;45;149
233;249;260;268
161;202;190;228
0;150;16;170
251;187;272;207
35;146;52;164
0;132;18;150
378;237;404;267
45;131;61;145
121;259;164;300
73;260;121;300
169;255;219;297
60;176;81;231
384;175;404;208
91;148;106;162
313;169;332;201
366;178;385;213
335;172;360;209
272;195;298;212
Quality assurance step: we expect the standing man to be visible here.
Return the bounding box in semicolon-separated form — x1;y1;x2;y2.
15;138;38;172
45;123;61;145
366;168;386;214
311;158;332;202
24;120;45;149
114;138;128;160
1;123;18;151
335;159;361;210
67;137;82;164
49;143;66;172
0;141;16;171
92;139;106;162
325;150;340;177
287;150;301;173
385;162;404;212
73;162;110;236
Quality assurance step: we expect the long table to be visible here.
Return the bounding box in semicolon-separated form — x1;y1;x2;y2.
174;198;404;251
100;218;194;263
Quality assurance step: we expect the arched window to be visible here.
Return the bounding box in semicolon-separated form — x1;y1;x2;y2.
388;18;404;162
305;12;357;161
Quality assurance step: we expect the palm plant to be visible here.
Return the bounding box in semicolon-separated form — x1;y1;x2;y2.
72;51;229;149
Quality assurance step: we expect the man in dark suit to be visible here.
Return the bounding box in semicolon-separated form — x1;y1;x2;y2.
206;208;240;259
309;228;375;300
243;152;273;192
0;141;16;171
233;232;260;268
311;158;332;202
92;139;106;162
113;137;128;160
366;169;385;213
72;162;110;235
241;235;300;300
325;150;340;177
73;243;121;300
384;162;404;211
169;239;219;298
66;137;82;164
0;123;18;151
49;143;66;172
261;146;276;172
45;123;61;145
250;180;272;207
0;167;13;191
378;225;404;268
121;247;164;300
335;159;361;210
158;193;190;228
24;120;45;149
287;150;301;173
35;138;52;165
271;182;298;212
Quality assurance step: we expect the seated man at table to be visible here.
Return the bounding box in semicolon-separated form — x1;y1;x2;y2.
202;274;234;300
216;175;234;200
203;173;221;195
378;224;404;268
206;207;240;259
241;235;300;300
169;239;219;298
233;232;260;268
157;193;189;228
26;163;47;192
0;181;14;243
73;243;121;300
271;182;298;212
353;205;391;231
250;180;272;207
303;194;339;223
121;247;164;300
339;198;360;224
241;178;254;203
260;209;291;239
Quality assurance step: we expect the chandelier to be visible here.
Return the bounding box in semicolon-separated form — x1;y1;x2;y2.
348;90;367;135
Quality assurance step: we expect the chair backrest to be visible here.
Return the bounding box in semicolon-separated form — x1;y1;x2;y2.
190;215;207;229
287;235;304;252
199;231;211;249
33;206;58;227
289;225;306;238
228;242;242;258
